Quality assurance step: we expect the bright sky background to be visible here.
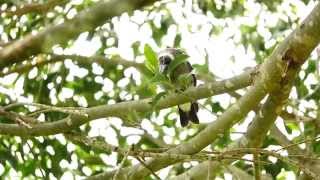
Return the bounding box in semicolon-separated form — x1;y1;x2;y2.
0;0;319;179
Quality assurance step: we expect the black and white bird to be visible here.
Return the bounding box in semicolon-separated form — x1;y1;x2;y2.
158;48;199;127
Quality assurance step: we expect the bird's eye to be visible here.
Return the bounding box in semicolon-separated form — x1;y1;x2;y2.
163;56;171;64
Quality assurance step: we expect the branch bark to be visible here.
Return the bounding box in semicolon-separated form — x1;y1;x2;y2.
0;70;252;136
0;0;158;69
169;2;320;179
0;54;147;76
0;0;68;17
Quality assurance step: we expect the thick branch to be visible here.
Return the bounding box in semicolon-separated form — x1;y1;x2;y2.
171;57;297;179
0;70;252;136
0;0;158;69
170;3;320;177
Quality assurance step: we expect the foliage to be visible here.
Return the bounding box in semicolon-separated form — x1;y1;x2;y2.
0;0;319;179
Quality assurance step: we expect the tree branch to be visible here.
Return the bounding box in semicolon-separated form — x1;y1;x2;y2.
0;54;147;77
0;0;159;69
270;126;320;176
68;133;307;179
95;3;320;179
0;69;252;136
0;0;68;17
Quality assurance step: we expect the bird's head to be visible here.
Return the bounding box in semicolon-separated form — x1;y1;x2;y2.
158;48;187;74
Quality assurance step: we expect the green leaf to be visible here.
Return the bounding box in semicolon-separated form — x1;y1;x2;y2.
192;54;209;74
150;72;167;83
167;54;189;75
306;60;316;73
177;73;193;89
149;72;175;90
144;44;158;73
211;102;224;113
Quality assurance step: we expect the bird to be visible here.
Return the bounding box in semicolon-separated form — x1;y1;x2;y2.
157;48;199;127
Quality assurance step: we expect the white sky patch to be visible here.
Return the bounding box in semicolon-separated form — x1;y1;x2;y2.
94;76;103;84
266;145;283;151
0;73;18;85
117;78;130;88
65;33;101;56
161;24;177;47
182;162;191;169
54;134;67;145
298;99;316;114
92;63;104;75
0;164;4;176
277;169;296;180
131;10;148;24
46;146;55;156
100;152;117;167
223;172;233;180
88;118;122;146
0;75;28;102
163;135;173;144
163;126;175;137
49;89;58;105
141;119;155;133
275;117;300;140
127;135;141;145
66;8;78;19
76;95;88;107
61;171;74;180
28;67;38;79
158;165;171;179
124;67;141;85
64;60;89;81
113;14;139;60
61;87;74;99
179;130;188;140
120;127;143;136
231;111;255;140
82;166;92;176
289;87;298;99
305;73;318;88
102;77;114;93
22;143;30;154
107;99;116;105
212;94;231;109
109;117;123;129
268;156;278;163
198;108;216;123
103;127;119;146
119;91;132;101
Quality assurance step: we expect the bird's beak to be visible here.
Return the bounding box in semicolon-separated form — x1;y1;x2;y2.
159;64;167;73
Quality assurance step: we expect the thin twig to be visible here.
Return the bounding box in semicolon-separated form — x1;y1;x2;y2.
135;156;161;180
4;102;88;117
253;152;261;180
274;136;320;153
0;107;38;127
113;148;130;180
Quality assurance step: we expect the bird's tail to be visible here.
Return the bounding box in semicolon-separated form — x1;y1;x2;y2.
178;102;199;127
